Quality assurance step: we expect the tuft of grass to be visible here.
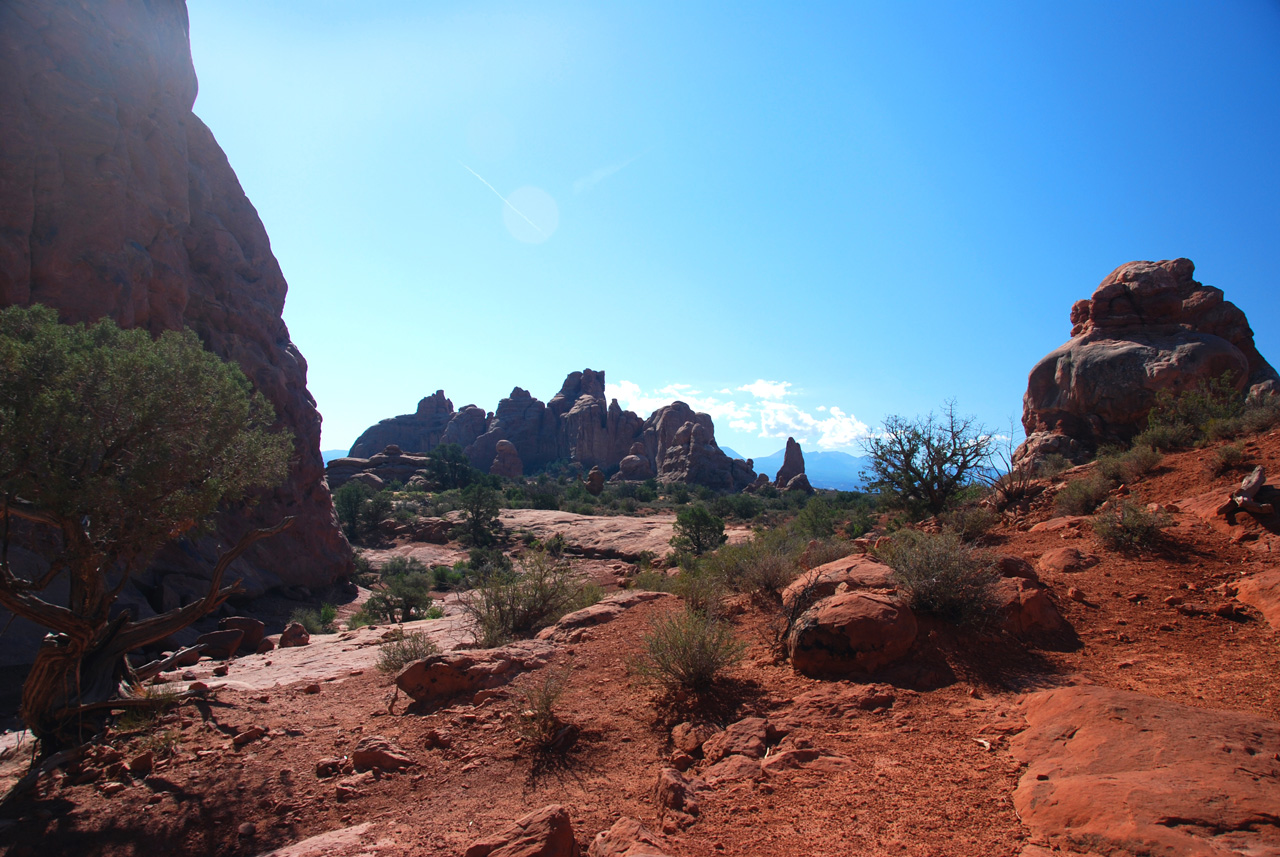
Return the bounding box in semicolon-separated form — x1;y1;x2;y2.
632;607;746;695
514;667;576;754
1097;445;1161;484
1091;499;1170;552
877;530;997;626
375;630;439;674
1208;442;1248;476
1035;453;1073;479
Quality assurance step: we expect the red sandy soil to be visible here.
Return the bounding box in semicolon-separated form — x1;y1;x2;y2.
1;432;1278;857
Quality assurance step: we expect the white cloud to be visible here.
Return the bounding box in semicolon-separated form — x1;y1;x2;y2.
737;379;792;400
607;379;870;452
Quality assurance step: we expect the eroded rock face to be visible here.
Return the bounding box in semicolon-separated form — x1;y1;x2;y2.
490;439;523;479
1017;259;1280;465
342;370;758;490
774;437;806;487
1011;686;1280;856
0;0;351;599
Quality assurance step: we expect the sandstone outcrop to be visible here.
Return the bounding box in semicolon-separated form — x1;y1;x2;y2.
1011;685;1280;856
787;592;918;676
490;439;523;479
1017;259;1280;465
341;369;757;490
464;805;580;857
0;0;351;604
326;445;430;491
774;437;806;488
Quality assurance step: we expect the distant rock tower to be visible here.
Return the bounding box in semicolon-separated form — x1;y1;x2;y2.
774;437;815;493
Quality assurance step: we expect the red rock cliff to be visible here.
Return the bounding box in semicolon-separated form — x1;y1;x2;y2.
0;0;352;595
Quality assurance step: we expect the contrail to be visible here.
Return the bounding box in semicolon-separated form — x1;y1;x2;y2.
459;163;544;234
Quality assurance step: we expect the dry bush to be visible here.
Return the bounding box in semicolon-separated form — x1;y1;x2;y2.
1091;500;1170;551
376;630;439;674
877;530;997;626
1055;471;1114;516
462;549;600;647
515;667;577;754
1207;442;1248;476
1097;445;1161;484
633;608;746;694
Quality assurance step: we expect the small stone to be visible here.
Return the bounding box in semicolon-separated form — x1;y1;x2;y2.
1068;587;1087;602
238;822;256;837
233;726;265;747
303;683;321;695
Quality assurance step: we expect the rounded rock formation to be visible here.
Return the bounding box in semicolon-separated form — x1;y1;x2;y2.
787;592;918;676
490;439;523;479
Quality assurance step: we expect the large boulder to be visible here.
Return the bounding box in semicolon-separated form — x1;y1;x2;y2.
394;639;556;704
1011;686;1280;856
0;0;352;603
787;592;918;676
643;402;757;492
1017;259;1280;466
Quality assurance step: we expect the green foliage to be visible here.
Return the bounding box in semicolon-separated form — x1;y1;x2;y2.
334;481;373;541
633;607;746;694
793;496;838;538
466;546;513;579
376;630;439;674
515;666;576;755
289;604;337;635
424;443;478;490
942;503;1000;542
455;483;504;547
461;550;600;647
670;504;727;555
878;530;997;625
1139;372;1248;449
0;304;292;578
1055;471;1114;516
1091;499;1170;551
700;531;799;600
670;483;691;504
363;490;394;535
432;564;467;590
366;557;435;622
862;402;994;519
1035;454;1073;479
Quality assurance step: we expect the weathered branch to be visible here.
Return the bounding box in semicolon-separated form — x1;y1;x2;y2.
112;517;294;653
131;644;207;682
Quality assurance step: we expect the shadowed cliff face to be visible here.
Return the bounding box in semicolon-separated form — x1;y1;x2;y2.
0;0;352;598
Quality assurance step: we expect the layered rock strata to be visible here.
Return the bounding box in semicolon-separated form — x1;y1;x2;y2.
0;1;351;603
1017;258;1279;464
344;369;757;491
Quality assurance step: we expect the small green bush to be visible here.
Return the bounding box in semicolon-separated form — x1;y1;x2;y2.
1131;423;1196;452
631;569;676;593
1055;471;1114;515
375;630;439;674
1091;499;1170;551
1035;454;1072;479
346;608;376;630
878;530;997;625
365;558;435;622
670;504;727;555
515;667;574;754
289;604;337;634
633;607;746;694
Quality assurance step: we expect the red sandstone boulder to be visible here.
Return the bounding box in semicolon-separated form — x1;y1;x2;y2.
394;639;556;704
279;622;310;648
1235;570;1280;631
702;717;770;763
1011;685;1280;856
787;592;918;676
490;439;524;479
351;736;414;772
1035;547;1099;575
1016;259;1280;466
588;817;671;857
782;554;895;608
218;617;266;653
464;804;580;857
194;629;243;661
992;577;1068;636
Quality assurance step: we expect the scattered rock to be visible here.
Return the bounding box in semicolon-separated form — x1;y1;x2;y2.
992;577;1070;637
1235;570;1280;631
195;629;243;660
537;591;673;643
303;683;321;695
670;722;717;757
394;639;556;704
351;736;414;772
315;757;346;779
463;804;580;857
790;683;896;716
128;751;154;776
781;555;895;608
219;616;266;653
703;754;763;785
996;556;1038;581
588;816;671;857
233;726;265;747
280;623;311;648
787;592;918;676
1011;685;1280;857
655;767;702;817
702;717;769;763
1035;547;1099;575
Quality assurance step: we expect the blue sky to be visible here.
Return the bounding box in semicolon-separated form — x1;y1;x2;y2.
187;1;1280;459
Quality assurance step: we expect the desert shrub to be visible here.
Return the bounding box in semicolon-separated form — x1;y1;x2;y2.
1091;499;1170;551
631;569;677;593
1131;422;1196;452
943;503;1000;542
455;483;503;547
670;569;727;615
351;550;377;587
114;685;181;735
701;531;799;601
290;604;337;635
544;532;568;557
333;480;374;541
363;490;394;535
346;608;376;630
670;484;691;505
466;547;513;579
512;666;576;754
462;550;599;647
1035;453;1072;479
1055;471;1114;515
365;558;434;622
375;630;439;674
670;504;727;555
862;402;994;519
1208;442;1248;476
1140;372;1247;448
793;496;838;538
803;537;855;568
878;530;997;625
431;564;466;590
1097;445;1161;484
1205;395;1280;441
633;607;746;694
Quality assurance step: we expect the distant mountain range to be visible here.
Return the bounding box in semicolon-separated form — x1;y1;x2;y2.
322;449;348;464
724;447;870;492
